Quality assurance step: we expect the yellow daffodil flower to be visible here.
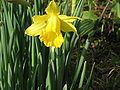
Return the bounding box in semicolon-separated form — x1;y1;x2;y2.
25;0;79;48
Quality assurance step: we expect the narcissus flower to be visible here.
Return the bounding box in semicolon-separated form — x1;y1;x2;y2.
25;0;79;48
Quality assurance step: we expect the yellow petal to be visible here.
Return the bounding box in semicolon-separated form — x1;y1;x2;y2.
45;15;60;33
60;20;77;33
53;33;64;48
40;31;57;43
39;32;53;47
59;15;79;22
32;15;48;23
25;23;46;36
39;32;63;48
45;1;59;15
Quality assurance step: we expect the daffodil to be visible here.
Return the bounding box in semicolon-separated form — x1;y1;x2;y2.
25;0;79;48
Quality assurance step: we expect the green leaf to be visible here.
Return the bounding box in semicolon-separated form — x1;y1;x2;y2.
70;39;90;90
82;11;98;21
78;61;87;89
112;2;120;18
46;61;56;90
78;19;95;36
6;0;30;6
84;62;95;90
8;64;12;88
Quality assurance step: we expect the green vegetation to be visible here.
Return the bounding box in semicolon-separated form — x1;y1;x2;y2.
0;0;120;90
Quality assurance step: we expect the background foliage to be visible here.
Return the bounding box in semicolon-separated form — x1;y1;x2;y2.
0;0;120;90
